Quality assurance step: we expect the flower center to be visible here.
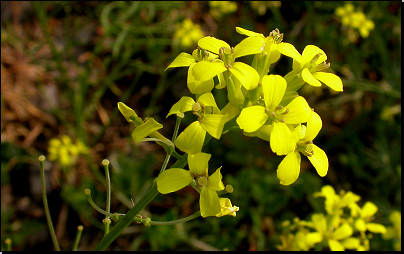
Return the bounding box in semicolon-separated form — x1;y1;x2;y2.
197;176;208;187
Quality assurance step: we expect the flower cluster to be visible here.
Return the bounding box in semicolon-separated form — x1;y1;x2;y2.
48;135;88;167
173;18;205;48
335;3;375;39
209;1;237;19
383;210;401;251
120;26;343;218
277;185;387;251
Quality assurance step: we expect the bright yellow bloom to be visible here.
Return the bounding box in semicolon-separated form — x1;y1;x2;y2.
335;3;374;38
236;75;312;157
156;152;226;218
48;135;88;167
215;198;239;217
209;1;237;19
173;18;204;48
383;210;401;251
167;93;227;154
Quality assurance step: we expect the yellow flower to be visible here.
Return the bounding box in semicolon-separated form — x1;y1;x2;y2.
209;1;237;19
173;18;204;48
47;135;88;167
383;210;401;251
215;198;239;217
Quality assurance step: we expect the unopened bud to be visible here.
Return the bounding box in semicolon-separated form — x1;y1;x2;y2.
225;185;234;193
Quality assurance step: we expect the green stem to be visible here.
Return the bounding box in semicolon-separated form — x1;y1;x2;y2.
39;156;60;251
84;189;124;219
94;182;159;251
135;211;201;226
72;226;83;251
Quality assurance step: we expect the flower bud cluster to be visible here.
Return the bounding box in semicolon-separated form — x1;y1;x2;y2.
277;185;387;251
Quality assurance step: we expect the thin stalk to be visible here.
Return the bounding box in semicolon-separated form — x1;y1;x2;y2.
94;182;159;251
72;226;83;251
84;189;125;219
39;156;60;251
102;159;112;235
134;211;201;226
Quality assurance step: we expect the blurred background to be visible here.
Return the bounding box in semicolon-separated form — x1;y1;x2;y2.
1;1;401;251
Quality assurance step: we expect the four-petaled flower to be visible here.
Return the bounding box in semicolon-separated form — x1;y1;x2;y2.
192;35;264;90
236;74;312;156
156;152;225;217
167;92;228;154
277;111;328;185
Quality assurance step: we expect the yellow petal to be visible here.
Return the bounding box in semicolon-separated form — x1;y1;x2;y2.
301;45;327;65
262;74;287;110
313;72;343;92
341;237;360;249
282;96;313;125
200;186;221;217
301;111;322;142
360;202;378;218
329;239;345;251
156;168;193;194
277;151;301;185
277;42;302;62
312;213;327;234
192;60;226;81
270;122;298;155
200;114;228;139
355;218;367;232
236;106;268;133
305;232;323;246
207;166;225;191
165;52;196;70
175;121;206;154
233;36;264;58
187;64;214;94
197;92;220;113
332;223;353;240
302;68;322;87
131;118;163;143
230;62;260;90
235;27;264;37
188;152;211;175
307;144;328;177
366;223;387;234
198;36;230;55
166;96;195;118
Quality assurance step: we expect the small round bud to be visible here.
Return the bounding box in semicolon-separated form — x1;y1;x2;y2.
5;238;12;245
192;102;201;112
225;185;234;193
102;159;109;166
103;218;111;225
197;177;208;186
77;225;84;231
84;189;91;195
38;155;46;161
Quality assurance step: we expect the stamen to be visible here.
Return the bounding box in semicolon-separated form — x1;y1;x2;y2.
275;105;284;111
281;108;289;115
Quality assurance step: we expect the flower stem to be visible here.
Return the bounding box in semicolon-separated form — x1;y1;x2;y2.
39;156;60;251
72;225;83;251
93;182;159;251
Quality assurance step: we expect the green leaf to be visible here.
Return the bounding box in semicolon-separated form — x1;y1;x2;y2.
156;168;193;194
165;52;196;70
192;60;226;81
198;36;230;55
175;121;206;154
131;118;163;143
277;150;301;185
230;62;260;90
233;36;264;59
